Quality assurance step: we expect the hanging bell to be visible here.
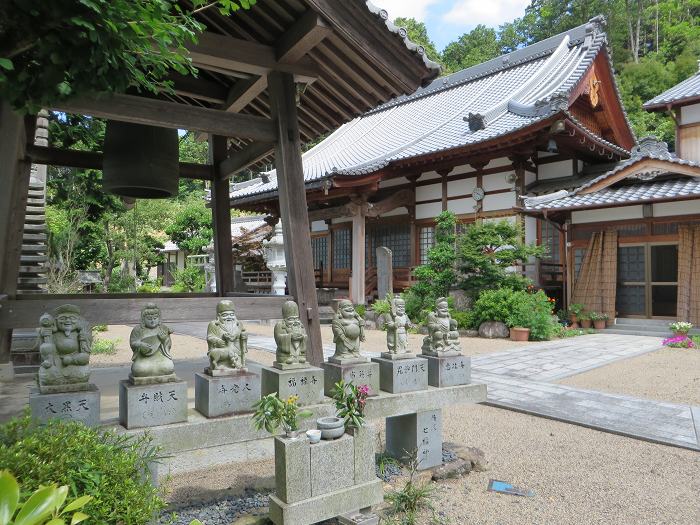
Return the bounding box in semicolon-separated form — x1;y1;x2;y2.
103;121;179;198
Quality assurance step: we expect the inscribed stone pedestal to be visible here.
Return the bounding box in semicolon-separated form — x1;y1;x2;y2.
29;385;100;427
371;356;428;394
261;366;324;406
385;409;442;470
376;247;392;301
310;434;355;497
348;423;377;484
274;435;311;504
322;361;379;397
419;355;471;387
119;379;187;429
194;370;260;417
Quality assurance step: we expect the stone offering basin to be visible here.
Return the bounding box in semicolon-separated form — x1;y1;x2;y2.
316;416;344;440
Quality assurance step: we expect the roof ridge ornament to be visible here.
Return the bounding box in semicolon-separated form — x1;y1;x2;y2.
632;136;670;159
521;189;570;207
464;113;486;132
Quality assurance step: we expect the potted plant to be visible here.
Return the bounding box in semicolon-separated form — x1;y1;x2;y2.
590;312;609;330
567;303;584;327
252;393;313;439
669;321;693;338
579;312;592;329
332;380;369;430
505;298;531;342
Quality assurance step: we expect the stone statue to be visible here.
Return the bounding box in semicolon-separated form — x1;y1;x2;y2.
273;300;308;369
421;297;462;357
383;296;413;359
206;300;248;374
330;299;367;364
36;305;91;393
129;303;177;384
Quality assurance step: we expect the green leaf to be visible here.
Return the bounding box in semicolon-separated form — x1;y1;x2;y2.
0;471;20;525
52;486;68;514
0;58;13;71
70;511;89;525
60;496;92;514
45;519;65;525
14;486;58;525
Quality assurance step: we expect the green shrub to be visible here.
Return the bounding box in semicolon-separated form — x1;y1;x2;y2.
450;309;472;330
92;336;119;355
171;266;205;292
354;304;366;319
371;297;392;316
107;269;136;293
137;278;162;293
91;324;108;333
468;288;518;328
0;416;166;525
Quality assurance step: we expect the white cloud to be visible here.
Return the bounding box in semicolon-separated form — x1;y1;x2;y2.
371;0;441;22
442;0;530;27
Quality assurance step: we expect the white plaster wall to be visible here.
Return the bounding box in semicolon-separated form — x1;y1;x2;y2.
448;197;476;214
653;200;700;217
524;216;537;244
571;205;644;224
381;206;408;217
416;182;442;201
538;160;572;180
483;172;512;191
418;170;441;182
311;220;328;232
416;202;443;220
486;157;511;169
451;163;476;175
447;177;476;197
483;215;516;224
378;176;409;188
680;103;700;125
483;191;516;212
525;170;536;186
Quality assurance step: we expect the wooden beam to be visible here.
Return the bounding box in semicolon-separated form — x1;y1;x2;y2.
210;136;235;294
25;145;213;180
169;72;229;104
218;141;275;179
225;76;268;113
268;71;323;365
51;93;276;141
0;295;291;329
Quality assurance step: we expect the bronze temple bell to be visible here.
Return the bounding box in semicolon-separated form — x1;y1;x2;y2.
103;121;179;198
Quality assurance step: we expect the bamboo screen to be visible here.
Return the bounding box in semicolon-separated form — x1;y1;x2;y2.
677;224;700;324
572;230;618;318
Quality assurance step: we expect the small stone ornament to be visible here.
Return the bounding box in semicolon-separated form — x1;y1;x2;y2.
421;297;462;357
129;303;178;384
36;305;91;394
274;300;309;370
330;299;367;364
382;295;414;360
206;300;248;375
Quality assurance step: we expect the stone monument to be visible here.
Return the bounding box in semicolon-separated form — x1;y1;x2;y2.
29;305;100;426
273;300;308;369
323;300;379;397
418;297;470;387
195;300;260;417
119;303;187;428
375;246;393;301
381;295;413;360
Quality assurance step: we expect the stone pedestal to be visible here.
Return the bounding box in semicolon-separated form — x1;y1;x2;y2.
29;384;100;427
119;379;188;429
370;356;428;394
194;371;260;418
386;409;442;470
261;366;324;406
322;361;380;397
419;355;471;387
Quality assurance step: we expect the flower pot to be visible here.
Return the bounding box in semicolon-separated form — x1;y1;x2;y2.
673;331;688;338
580;319;592;329
285;429;300;439
593;320;606;330
569;314;578;324
510;327;530;342
570;322;580;329
316;416;345;440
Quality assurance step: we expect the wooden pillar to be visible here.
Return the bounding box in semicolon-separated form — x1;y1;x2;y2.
267;71;323;365
0;103;33;376
350;202;366;305
408;205;417;267
210;135;234;295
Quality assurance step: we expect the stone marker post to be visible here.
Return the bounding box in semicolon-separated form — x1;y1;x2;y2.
375;246;392;301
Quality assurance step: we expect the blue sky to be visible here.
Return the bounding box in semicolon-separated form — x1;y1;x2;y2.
373;0;532;51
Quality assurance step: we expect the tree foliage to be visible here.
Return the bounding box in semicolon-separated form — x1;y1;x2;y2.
164;196;213;255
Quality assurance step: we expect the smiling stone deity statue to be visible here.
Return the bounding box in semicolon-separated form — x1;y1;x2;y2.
383;296;413;359
330;299;367;364
206;300;248;374
129;303;177;384
421;297;462;357
273;300;308;369
36;305;92;393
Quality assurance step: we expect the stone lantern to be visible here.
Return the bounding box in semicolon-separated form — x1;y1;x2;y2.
262;221;287;295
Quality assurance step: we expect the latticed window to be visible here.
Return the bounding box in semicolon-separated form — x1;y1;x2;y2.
574;248;586;279
367;223;411;267
419;226;435;265
332;228;351;269
311;235;328;270
540;220;560;263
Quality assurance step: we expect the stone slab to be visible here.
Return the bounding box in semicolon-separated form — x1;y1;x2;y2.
29;384;100;427
419;354;471;387
274;435;311;504
310;433;354;497
119;379;187;429
371;356;428;394
386;409;442;470
0;362;15;381
269;479;383;525
194;371;260;418
322;361;380;397
261;366;324;406
338;511;380;525
348;423;377;484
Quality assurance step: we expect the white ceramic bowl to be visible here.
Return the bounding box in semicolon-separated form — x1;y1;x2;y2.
306;429;322;444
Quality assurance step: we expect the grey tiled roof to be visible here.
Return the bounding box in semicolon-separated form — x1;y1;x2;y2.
231;17;621;203
644;67;700;109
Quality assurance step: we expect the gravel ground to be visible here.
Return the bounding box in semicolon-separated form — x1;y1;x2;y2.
164;489;271;525
558;346;700;406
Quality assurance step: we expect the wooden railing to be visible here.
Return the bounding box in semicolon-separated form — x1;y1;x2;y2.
241;270;272;293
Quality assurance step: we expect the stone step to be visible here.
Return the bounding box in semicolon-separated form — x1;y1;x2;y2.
22;233;47;242
21;254;48;262
17;289;48;294
25;206;45;214
602;328;668;338
24;215;46;223
28;183;44;191
21;245;47;253
27;190;45;198
18;265;48;274
23;223;46;232
613;318;671;328
17;276;48;285
26;198;46;206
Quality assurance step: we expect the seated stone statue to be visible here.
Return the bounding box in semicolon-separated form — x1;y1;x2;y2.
330;299;367;364
129;303;177;384
37;305;92;393
383;296;413;359
273;300;308;370
421;297;462;357
206;300;248;374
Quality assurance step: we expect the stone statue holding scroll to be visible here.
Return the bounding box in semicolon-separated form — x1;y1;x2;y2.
206;300;248;374
421;297;462;357
383;296;413;359
36;305;91;393
129;303;177;384
330;299;366;364
273;300;308;369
